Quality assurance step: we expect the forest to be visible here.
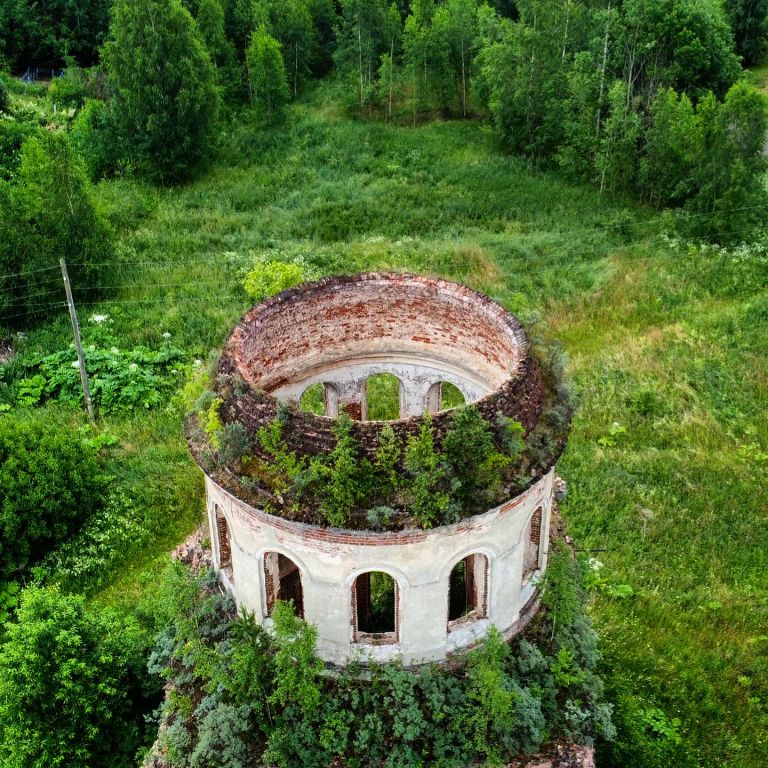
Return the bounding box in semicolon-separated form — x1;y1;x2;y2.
0;0;767;767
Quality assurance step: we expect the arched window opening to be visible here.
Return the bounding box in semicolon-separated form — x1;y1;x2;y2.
353;571;398;643
440;382;466;410
447;553;488;628
215;505;232;570
264;552;304;619
523;507;543;582
299;383;326;415
364;373;402;421
425;381;466;413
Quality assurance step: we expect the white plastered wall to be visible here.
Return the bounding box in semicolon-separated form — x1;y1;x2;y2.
206;469;555;666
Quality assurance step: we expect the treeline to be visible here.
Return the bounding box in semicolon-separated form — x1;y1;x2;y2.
1;0;767;235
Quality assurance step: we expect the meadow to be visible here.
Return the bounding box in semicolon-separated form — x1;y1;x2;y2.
3;88;767;767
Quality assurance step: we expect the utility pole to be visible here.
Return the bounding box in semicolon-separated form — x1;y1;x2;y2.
60;258;95;422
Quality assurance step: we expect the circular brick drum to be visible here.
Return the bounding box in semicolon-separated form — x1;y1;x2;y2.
198;273;562;665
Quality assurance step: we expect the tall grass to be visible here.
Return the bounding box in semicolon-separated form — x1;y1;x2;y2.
5;94;767;767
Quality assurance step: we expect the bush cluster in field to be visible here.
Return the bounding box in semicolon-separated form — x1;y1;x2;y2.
145;546;612;768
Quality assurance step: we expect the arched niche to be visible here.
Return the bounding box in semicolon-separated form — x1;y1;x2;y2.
214;504;232;572
352;571;399;644
299;382;326;415
523;507;543;582
363;373;403;421
425;381;467;413
447;552;488;629
263;551;304;619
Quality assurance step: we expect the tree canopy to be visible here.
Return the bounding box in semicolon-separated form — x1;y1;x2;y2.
103;0;220;182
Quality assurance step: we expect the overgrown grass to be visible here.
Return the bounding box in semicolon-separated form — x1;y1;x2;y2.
2;90;766;767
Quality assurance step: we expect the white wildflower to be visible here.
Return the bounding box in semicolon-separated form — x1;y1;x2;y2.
71;360;80;369
89;314;109;324
128;363;139;371
162;332;172;339
588;557;604;572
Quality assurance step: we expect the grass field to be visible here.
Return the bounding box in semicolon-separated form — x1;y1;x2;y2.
4;91;767;767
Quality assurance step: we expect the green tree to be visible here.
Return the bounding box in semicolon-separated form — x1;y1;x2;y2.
615;0;740;105
595;80;642;194
266;0;316;97
197;0;236;71
0;0;111;70
433;0;479;116
306;0;338;76
641;88;699;206
403;0;437;122
335;0;390;109
246;24;290;123
0;585;154;768
226;0;268;56
0;420;107;581
103;0;220;182
378;2;403;120
0;131;114;323
725;0;768;64
688;81;768;240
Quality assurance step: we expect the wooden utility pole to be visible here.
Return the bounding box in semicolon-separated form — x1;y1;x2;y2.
60;258;95;422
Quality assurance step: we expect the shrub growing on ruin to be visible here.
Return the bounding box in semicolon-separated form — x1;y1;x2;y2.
318;414;368;528
443;405;512;510
403;417;456;528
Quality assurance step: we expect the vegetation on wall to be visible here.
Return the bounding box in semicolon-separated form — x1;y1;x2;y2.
190;388;563;530
143;547;612;768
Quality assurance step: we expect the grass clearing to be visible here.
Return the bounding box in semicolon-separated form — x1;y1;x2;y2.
3;93;767;766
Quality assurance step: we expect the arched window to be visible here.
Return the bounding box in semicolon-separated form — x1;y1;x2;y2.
447;553;488;628
352;571;398;643
263;552;304;619
214;505;232;570
299;383;326;415
523;507;543;581
425;381;467;413
440;382;466;410
364;373;402;420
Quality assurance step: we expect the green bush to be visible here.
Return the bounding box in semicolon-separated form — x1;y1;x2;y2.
13;340;188;413
0;120;38;182
243;260;306;301
70;99;128;180
38;489;150;592
0;419;107;581
0;585;157;768
148;560;613;768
